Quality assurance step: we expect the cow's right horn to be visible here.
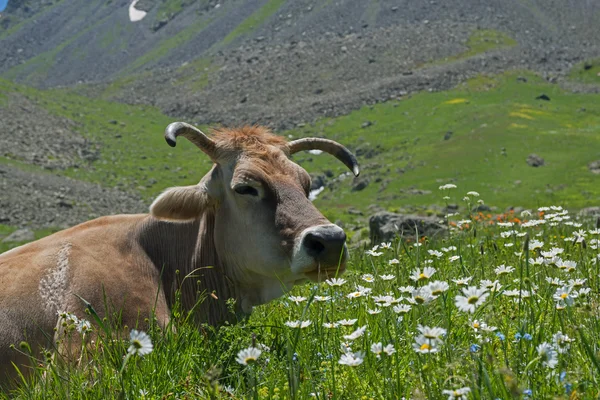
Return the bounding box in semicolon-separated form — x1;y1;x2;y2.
165;122;217;159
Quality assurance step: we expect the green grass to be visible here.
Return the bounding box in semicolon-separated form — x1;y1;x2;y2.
219;0;286;47
0;224;60;254
568;58;600;84
4;205;600;398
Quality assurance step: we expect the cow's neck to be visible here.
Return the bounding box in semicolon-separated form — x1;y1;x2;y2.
135;213;242;326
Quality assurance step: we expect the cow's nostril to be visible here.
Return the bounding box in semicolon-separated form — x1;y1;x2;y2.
304;233;326;257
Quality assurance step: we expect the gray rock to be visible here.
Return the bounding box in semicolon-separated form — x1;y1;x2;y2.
2;228;35;243
351;178;369;192
369;211;446;243
527;154;545;167
473;204;492;212
310;174;326;191
588;160;600;174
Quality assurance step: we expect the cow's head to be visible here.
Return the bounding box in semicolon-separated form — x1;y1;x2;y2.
150;122;359;303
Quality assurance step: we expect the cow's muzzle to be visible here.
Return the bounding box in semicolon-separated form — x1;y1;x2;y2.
292;224;348;280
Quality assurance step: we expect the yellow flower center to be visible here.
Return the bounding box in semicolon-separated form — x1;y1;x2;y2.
467;296;479;304
420;343;431;351
560;293;568;299
415;296;425;304
473;323;480;328
432;289;442;296
418;273;427;280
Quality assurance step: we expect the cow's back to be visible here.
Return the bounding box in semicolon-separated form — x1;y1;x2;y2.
0;214;170;386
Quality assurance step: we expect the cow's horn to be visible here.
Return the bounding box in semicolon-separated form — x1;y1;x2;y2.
165;122;216;158
288;138;360;177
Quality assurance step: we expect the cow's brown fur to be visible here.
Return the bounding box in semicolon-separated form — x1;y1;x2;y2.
0;126;350;388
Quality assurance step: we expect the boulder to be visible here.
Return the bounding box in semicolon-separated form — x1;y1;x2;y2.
351;178;369;192
2;228;35;243
369;211;446;243
526;154;544;167
588;160;600;174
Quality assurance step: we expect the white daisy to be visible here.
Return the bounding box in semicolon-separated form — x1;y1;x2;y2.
426;280;450;296
128;330;153;356
537;342;558;368
325;278;347;286
289;295;307;304
236;346;262;365
452;277;472;286
413;335;440;354
343;325;367;341
337;319;358;326
442;387;471;400
494;265;515;275
285;320;312;329
455;286;489;313
361;274;375;283
409;266;437;282
380;274;395;280
338;351;364;367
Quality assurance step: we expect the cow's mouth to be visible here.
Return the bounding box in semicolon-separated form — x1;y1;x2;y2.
304;264;346;282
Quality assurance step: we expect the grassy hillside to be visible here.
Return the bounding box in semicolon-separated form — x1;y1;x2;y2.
1;70;600;240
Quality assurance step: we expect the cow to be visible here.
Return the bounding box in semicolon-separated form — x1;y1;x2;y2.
0;122;359;386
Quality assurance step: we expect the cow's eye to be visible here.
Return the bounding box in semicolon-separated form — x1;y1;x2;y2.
234;185;259;196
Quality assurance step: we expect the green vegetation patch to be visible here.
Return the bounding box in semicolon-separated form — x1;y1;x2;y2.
430;29;517;66
4;213;600;398
219;0;286;47
568;58;600;84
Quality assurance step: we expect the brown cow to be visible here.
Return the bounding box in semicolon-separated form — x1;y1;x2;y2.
0;122;359;386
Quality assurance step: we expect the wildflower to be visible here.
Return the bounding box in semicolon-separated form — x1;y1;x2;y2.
361;274;375;283
337;319;358;326
325;278;347;286
371;342;383;356
467;191;479;197
555;259;577;272
529;240;544;251
409;266;437;282
568;278;586;288
455;286;489;313
383;344;396;356
479;279;502;292
552;331;574;354
413;335;440;354
398;285;415;293
314;295;331;302
452;277;472;286
380;274;395;280
366;246;383;257
442;387;471;400
393;304;412;314
285;320;312;329
407;287;436;305
553;286;577;306
537;342;558;368
338;351;364;366
470;344;480;353
545;277;564;287
426;280;450;296
439;183;457;190
449;255;460;262
323;322;339;329
541;247;564;258
529;257;545;265
495;332;506;341
367;308;382;315
577;287;591;297
128;330;153;356
388;258;400;265
289;295;307;304
495;264;515;275
380;242;392;250
417;325;446;342
343;326;367;341
428;249;443;258
442;246;457;252
76;319;92;334
347;290;365;299
373;295;394;304
236;346;262;365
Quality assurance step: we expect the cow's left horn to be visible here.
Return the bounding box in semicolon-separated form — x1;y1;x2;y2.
288;138;360;177
165;122;216;158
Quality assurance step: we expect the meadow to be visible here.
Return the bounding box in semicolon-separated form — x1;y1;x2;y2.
3;188;599;399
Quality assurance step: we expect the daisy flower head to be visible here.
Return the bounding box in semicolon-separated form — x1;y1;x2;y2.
555;259;577;272
236;346;262;365
388;258;400;265
417;325;446;342
325;277;346;287
285;320;312;329
442;387;471;400
323;322;339;329
380;274;395;280
452;277;472;286
449;255;461;262
407;286;436;305
289;295;307;304
380;242;392;250
314;295;331;302
76;319;92;334
413;335;440;354
529;240;544;251
367;308;382;315
370;342;383;356
553;286;577;306
365;245;383;257
343;325;367;341
426;280;450;296
337;318;358;326
545;277;564;287
338;351;364;367
494;264;515;276
383;344;396;356
537;342;558;368
393;304;412;314
409;266;437;282
398;285;415;293
128;330;153;357
552;331;574;354
361;274;375;283
455;286;489;313
480;279;502;292
466;191;479;197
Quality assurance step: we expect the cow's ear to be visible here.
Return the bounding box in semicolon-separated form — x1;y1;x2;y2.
150;185;209;221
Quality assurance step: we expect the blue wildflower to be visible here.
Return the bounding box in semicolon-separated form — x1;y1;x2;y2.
496;332;505;341
470;344;481;353
523;333;532;341
514;332;522;340
523;388;532;396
